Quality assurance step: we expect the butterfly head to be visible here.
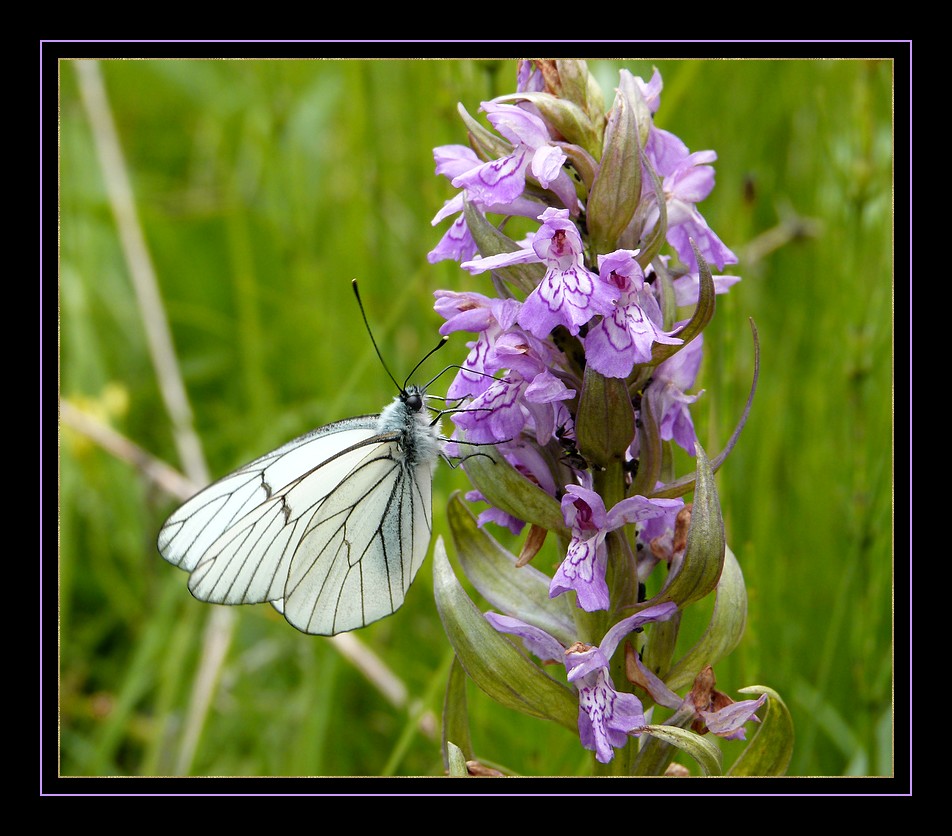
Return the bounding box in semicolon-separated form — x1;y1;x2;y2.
402;384;426;415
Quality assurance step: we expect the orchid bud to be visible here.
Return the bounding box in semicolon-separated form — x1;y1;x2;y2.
587;83;642;256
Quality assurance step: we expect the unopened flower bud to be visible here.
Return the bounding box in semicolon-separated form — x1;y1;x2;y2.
552;59;606;126
587;85;642;255
575;365;636;470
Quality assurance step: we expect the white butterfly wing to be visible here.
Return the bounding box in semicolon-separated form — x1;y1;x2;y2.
158;417;380;573
157;412;437;635
280;441;434;635
183;430;390;607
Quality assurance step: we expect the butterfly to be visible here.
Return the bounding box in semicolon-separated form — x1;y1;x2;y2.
158;283;448;635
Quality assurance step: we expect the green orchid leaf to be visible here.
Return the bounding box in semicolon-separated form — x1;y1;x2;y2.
432;537;578;731
447;493;575;645
727;686;795;776
458;442;568;536
664;545;748;692
445;740;470;777
649;242;716;367
554;59;606;125
642;443;726;610
576;366;637;471
441;654;473;771
587;89;641;255
640;724;723;776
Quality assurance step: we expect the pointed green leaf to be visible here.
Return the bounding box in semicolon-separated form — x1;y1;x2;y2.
447;493;576;645
727;686;795;776
640;724;723;776
432;537;578;731
445;740;470;777
628;74;654;150
458;442;568;536
555;59;606;125
629;705;688;776
642;443;725;609
664;545;748;692
442;655;473;771
651;254;680;332
649;242;716;366
587;90;641;255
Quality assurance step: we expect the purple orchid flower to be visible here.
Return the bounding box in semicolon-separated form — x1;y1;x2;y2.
486;602;679;763
451;102;578;213
583;250;684;379
462;208;619;339
643;128;738;273
428;145;546;264
551;485;683;612
642;334;705;455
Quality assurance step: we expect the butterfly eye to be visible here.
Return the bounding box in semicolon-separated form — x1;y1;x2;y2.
405;391;424;413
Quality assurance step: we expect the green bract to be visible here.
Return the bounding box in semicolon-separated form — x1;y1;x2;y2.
587;88;641;256
576;366;636;470
728;687;795;776
432;538;578;732
442;656;474;771
447;493;575;644
642;443;726;610
457;442;567;536
663;545;748;690
640;724;724;776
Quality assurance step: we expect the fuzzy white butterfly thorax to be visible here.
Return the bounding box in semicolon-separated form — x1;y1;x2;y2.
157;385;444;635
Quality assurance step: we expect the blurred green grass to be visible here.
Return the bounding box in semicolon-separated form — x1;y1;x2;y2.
58;57;895;778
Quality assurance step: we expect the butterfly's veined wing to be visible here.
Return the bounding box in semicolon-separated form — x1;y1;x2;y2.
158;415;379;573
277;432;435;635
157;411;437;635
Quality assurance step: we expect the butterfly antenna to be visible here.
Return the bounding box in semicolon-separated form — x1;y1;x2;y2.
352;279;403;393
422;364;503;394
408;337;450;390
